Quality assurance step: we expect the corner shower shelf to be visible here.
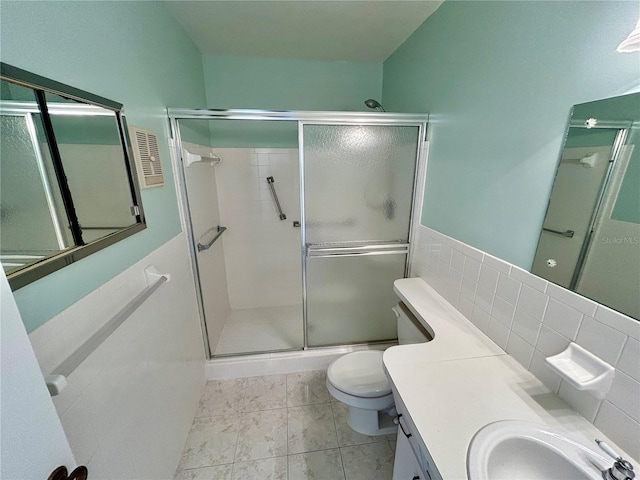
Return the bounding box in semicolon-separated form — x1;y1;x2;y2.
545;342;615;399
183;149;221;168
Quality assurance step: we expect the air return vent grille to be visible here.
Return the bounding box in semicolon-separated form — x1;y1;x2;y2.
129;126;164;188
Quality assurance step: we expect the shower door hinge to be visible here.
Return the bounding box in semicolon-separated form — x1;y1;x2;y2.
131;205;140;216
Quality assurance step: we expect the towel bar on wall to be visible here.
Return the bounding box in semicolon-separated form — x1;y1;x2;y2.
197;225;227;252
45;265;171;396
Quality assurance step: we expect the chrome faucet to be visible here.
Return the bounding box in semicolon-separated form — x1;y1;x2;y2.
596;439;635;480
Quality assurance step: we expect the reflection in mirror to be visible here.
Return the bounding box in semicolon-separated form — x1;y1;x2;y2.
0;80;72;274
0;63;146;289
532;92;639;319
44;92;138;243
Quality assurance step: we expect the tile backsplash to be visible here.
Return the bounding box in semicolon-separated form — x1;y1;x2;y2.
214;148;302;310
411;224;640;458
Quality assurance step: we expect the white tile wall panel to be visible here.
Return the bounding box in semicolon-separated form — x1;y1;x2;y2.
460;277;478;302
451;249;466;273
557;381;602;422
607;372;640;422
529;350;562;393
411;224;640;458
516;284;549;322
543;299;583;341
482;253;511;274
486;318;510;350
496;273;521;305
546;282;598;317
510;265;548;292
536;324;571;357
595;305;640;339
594;402;640;459
475;287;495;314
478;264;500;293
470;305;491;333
576;315;626;366
214;148;302;311
506;332;534;369
28;233;205;479
463;256;482;283
491;296;516;328
618;338;640;382
511;310;541;346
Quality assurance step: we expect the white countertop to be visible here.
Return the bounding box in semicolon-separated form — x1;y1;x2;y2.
384;278;629;480
385;278;505;367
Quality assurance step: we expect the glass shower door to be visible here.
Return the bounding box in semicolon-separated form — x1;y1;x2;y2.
302;124;420;347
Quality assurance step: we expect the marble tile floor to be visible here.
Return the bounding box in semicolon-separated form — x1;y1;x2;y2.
175;370;397;480
214;305;304;356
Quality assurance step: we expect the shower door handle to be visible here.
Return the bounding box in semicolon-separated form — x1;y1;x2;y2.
306;242;409;258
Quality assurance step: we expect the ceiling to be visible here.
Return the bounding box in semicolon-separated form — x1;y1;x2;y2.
165;1;444;62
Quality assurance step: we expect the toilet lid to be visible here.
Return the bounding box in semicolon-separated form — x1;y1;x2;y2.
327;351;392;398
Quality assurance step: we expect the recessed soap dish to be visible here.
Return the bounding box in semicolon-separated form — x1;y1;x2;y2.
545;342;615;399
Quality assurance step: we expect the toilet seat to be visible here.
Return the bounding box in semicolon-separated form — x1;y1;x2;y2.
327;351;391;398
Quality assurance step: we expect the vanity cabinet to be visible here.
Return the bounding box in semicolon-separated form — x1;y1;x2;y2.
392;387;439;480
394;431;423;480
385;279;636;480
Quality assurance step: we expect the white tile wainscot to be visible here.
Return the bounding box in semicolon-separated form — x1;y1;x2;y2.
410;224;640;458
27;233;206;479
385;278;638;480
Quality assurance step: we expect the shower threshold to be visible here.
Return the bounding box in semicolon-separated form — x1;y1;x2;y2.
205;342;397;380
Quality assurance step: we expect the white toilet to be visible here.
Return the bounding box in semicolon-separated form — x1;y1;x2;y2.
326;302;432;436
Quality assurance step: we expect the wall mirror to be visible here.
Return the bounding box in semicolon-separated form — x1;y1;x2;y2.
0;63;146;289
532;92;639;320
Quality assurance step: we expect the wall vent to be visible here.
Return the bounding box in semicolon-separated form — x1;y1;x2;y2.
129;126;164;188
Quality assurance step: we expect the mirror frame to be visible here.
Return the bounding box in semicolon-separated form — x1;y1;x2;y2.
0;63;146;290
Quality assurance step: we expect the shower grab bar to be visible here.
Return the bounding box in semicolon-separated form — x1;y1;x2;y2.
197;225;227;252
542;227;575;238
45;266;170;396
266;176;286;220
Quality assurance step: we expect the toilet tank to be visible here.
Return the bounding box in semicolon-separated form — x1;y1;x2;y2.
395;302;433;345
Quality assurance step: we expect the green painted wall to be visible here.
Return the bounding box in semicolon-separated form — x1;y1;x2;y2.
1;1;207;331
383;1;640;268
201;55;383;147
206;119;299;149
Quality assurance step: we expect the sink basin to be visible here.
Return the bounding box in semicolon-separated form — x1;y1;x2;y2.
467;420;609;480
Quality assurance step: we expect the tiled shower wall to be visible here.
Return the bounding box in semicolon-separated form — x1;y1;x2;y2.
411;224;640;458
215;148;302;309
27;233;205;478
181;141;232;353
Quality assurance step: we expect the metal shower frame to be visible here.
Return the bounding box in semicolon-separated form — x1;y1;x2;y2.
167;108;429;358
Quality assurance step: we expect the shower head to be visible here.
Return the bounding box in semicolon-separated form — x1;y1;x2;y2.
364;99;385;112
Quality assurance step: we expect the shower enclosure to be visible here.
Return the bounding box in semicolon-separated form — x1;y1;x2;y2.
168;109;428;358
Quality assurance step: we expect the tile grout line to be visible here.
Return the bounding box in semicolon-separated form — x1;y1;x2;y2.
328;393;347;480
180;371;395;479
286;372;290;480
229;378;247;476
